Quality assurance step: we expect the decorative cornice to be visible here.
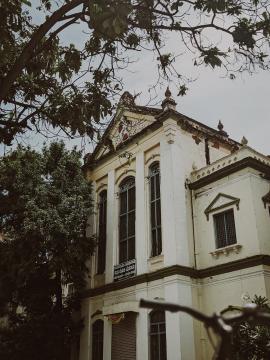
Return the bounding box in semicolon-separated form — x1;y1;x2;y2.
81;255;270;299
189;157;270;190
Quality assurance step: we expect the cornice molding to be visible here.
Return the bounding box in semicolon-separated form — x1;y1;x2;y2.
81;255;270;299
189;157;270;190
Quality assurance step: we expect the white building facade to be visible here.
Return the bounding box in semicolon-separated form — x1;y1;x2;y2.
80;90;270;360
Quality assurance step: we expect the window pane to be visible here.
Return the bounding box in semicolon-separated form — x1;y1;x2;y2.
225;210;237;245
128;210;135;237
156;199;161;226
120;192;127;214
160;333;167;360
128;186;135;211
152;230;157;256
151;203;156;228
150;311;166;360
156;174;160;199
119;215;127;240
214;213;226;248
128;236;135;260
119;240;127;263
150;176;155;201
157;228;162;255
214;210;237;248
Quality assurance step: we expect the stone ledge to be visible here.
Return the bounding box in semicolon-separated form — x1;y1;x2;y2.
210;244;242;259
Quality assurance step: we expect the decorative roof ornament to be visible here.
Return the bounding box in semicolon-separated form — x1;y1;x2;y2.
119;91;135;107
161;86;177;111
217;120;228;137
241;136;248;146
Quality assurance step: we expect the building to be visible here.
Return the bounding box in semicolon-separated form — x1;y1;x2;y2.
80;89;270;360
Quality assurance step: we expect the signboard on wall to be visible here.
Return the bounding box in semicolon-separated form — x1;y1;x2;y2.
114;259;136;281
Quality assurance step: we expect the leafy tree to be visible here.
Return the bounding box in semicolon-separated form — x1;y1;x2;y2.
223;295;270;359
0;141;93;360
1;0;270;145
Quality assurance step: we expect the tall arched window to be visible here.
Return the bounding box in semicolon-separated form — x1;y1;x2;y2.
149;310;167;360
119;177;135;263
97;190;107;274
92;320;104;360
149;162;162;257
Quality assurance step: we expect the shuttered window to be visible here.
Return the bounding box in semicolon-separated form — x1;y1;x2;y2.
92;320;103;360
149;162;162;257
97;190;107;274
111;313;136;360
119;177;135;263
214;209;237;248
149;311;167;360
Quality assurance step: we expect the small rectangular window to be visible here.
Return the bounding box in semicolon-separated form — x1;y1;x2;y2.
214;209;237;248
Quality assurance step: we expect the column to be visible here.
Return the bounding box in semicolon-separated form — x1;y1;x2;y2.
135;152;148;275
86;181;96;288
136;286;149;360
160;118;190;267
103;317;112;360
165;280;195;360
105;170;116;283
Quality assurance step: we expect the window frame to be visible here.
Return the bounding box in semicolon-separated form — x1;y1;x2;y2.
149;162;162;257
149;310;167;360
118;176;136;264
92;319;104;360
213;208;237;249
97;190;107;274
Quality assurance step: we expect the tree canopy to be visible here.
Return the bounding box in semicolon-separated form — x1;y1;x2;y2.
1;0;270;145
0;141;93;360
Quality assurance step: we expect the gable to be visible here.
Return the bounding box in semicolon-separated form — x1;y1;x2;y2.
94;107;158;161
204;193;240;220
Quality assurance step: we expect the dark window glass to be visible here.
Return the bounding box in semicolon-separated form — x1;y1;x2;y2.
97;190;107;274
119;177;135;263
214;209;237;248
150;311;167;360
92;320;103;360
149;163;162;257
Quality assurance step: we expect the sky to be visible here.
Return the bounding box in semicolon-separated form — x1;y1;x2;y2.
1;3;269;157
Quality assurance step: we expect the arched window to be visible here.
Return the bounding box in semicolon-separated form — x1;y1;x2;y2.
119;177;135;263
97;190;107;274
149;311;167;360
92;320;104;360
149;162;162;257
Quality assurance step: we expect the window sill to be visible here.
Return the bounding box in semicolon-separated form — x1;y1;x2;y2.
210;244;242;259
148;254;164;272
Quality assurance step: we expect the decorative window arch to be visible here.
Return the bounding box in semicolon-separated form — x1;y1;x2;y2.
149;310;167;360
149;162;162;257
97;190;107;274
92;319;104;360
119;177;135;263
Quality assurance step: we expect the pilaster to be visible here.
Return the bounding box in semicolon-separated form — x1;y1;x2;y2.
105;170;116;283
103;317;112;360
135;152;147;274
160;118;190;267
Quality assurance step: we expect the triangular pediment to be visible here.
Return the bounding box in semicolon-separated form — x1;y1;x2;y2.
205;193;240;220
93;106;158;161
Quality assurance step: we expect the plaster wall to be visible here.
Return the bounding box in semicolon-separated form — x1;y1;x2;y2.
193;169;261;269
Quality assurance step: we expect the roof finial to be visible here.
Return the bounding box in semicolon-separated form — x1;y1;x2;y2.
119;91;135;107
162;86;177;111
241;136;248;146
217;120;228;137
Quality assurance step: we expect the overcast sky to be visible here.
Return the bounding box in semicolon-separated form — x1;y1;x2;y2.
1;4;269;157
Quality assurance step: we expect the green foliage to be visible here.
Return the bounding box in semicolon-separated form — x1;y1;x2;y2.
0;141;93;360
0;0;270;145
229;296;270;359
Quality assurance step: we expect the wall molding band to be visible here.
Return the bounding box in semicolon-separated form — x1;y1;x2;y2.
189;157;270;190
81;254;270;299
